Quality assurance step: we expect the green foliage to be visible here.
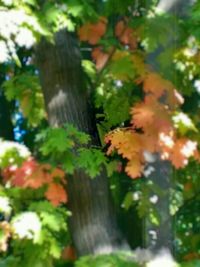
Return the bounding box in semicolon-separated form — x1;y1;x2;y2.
77;147;107;178
180;261;200;267
141;14;177;52
109;55;135;81
3;73;46;127
36;124;90;174
75;252;140;267
36;124;116;178
95;78;135;129
0;140;30;168
104;0;136;15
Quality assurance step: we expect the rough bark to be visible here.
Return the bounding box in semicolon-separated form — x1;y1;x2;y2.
36;30;129;256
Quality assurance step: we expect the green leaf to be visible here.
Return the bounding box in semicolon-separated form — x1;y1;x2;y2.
82;60;97;80
109;55;135;81
40;212;63;232
75;252;140;267
61;152;75;174
105;0;134;15
77;148;107;178
39;128;74;156
148;208;160;226
172;112;198;135
123;192;134;210
64;124;90;145
3;74;45;127
104;94;131;126
67;0;84;17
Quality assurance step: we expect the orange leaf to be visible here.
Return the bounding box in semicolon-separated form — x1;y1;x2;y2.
106;130;142;160
131;101;154;129
125;157;143;179
115;20;125;38
12;158;38;188
7;159;66;190
141;131;159;153
25;164;53;189
143;72;174;99
170;138;197;168
167;88;184;109
115;20;137;49
62;245;77;261
78;17;107;45
45;183;68;206
92;47;109;70
131;95;172;133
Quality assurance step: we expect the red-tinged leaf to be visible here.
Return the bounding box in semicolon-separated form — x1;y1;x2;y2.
2;165;18;183
115;20;137;49
125;157;143;179
51;168;66;183
45;183;68;206
12;158;37;187
115;20;125;38
184;182;193;192
78;17;107;45
193;149;200;162
62;245;77;261
5;158;66;190
92;47;109;70
24;164;53;189
183;252;200;261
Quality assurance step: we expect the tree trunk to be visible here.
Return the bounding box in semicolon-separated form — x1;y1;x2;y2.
144;0;195;254
36;30;129;256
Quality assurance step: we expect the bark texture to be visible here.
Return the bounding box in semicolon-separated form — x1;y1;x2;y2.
36;30;129;256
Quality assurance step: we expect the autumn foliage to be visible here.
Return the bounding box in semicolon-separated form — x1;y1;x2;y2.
105;72;199;178
2;158;67;206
